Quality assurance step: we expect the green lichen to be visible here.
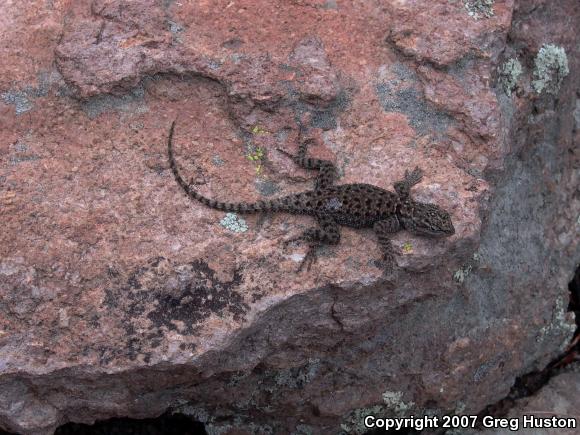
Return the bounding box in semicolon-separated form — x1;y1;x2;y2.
402;242;413;254
219;213;248;233
532;44;569;95
464;0;494;19
500;58;523;96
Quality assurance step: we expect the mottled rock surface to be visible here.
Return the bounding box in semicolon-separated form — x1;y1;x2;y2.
0;0;578;434
473;364;580;435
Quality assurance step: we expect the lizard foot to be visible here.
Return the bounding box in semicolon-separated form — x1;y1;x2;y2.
283;237;318;272
297;245;318;272
404;166;424;185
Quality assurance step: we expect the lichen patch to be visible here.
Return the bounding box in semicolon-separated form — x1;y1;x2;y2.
532;44;569;95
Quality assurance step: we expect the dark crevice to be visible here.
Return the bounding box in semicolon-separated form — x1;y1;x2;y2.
54;411;207;435
476;263;580;424
362;264;580;435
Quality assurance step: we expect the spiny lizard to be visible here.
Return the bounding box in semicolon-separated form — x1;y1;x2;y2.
168;121;455;271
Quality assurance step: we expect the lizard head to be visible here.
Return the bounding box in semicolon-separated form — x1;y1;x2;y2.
397;201;455;237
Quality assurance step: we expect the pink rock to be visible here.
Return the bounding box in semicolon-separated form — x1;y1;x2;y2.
0;0;578;433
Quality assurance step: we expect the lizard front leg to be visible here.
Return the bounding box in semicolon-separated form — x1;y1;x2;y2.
284;214;340;272
393;166;423;200
373;216;402;271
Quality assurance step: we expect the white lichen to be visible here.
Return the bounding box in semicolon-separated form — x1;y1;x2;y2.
219;213;248;233
532;44;569;95
453;264;472;283
382;391;415;415
464;0;494;19
274;358;321;388
536;296;576;348
499;58;523;96
341;405;385;434
454;254;481;283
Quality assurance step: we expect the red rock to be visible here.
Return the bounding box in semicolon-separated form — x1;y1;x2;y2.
0;0;578;434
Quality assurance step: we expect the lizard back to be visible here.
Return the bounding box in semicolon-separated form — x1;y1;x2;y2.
289;184;399;228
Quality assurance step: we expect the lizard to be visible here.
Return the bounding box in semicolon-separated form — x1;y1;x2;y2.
167;121;455;271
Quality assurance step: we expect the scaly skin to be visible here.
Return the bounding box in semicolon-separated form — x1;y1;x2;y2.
168;121;455;271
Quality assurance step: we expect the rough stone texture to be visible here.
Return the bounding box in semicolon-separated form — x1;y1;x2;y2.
473;364;580;434
0;0;578;434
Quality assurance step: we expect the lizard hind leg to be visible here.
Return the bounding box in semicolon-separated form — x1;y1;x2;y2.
277;136;337;190
284;214;340;272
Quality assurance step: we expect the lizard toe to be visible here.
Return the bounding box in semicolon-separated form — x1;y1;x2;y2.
297;246;318;272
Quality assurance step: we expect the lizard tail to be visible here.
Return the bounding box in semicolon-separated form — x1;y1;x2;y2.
168;121;275;213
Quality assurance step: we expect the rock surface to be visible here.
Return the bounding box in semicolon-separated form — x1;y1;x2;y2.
473;364;580;435
0;0;578;434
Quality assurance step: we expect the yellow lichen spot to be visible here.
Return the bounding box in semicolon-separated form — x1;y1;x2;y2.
246;147;264;161
251;125;269;135
246;147;265;177
402;242;413;254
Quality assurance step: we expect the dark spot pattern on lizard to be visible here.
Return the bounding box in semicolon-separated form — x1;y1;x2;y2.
167;121;455;271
